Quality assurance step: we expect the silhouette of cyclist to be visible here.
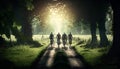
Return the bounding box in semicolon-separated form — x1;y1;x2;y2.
49;32;54;47
62;33;67;48
56;33;61;48
68;32;73;47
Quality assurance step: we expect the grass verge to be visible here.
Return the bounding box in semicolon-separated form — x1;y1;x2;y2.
0;41;48;69
72;36;117;69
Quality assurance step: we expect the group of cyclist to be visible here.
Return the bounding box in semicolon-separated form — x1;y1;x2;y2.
49;32;73;48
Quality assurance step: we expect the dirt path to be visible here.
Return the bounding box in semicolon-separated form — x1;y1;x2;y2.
65;47;85;69
35;43;91;69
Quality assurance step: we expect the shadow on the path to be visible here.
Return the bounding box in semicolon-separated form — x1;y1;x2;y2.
47;47;54;50
32;45;93;69
31;45;49;69
62;47;68;50
52;50;71;69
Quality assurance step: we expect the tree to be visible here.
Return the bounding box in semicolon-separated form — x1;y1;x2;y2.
13;0;34;43
0;0;14;46
0;0;34;45
86;0;110;46
70;0;110;46
108;0;120;58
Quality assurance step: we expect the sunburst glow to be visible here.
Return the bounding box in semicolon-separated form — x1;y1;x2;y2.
46;2;74;34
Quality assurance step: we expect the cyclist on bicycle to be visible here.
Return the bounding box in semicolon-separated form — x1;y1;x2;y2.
56;33;61;48
68;32;73;47
62;33;67;48
49;32;54;47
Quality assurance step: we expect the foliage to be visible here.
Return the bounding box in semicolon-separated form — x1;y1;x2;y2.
0;0;14;38
31;16;45;34
0;0;34;44
105;6;113;34
71;19;90;34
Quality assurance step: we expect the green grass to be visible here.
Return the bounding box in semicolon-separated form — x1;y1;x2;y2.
0;45;48;68
74;46;110;66
72;35;113;69
0;35;113;68
0;35;49;68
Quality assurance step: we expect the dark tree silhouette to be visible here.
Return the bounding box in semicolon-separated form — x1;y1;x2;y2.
70;0;110;46
88;0;110;46
108;0;120;58
0;0;33;45
13;0;33;43
0;0;14;46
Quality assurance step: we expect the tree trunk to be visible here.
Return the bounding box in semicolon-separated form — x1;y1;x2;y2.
90;20;97;44
98;14;109;46
21;10;33;43
13;1;33;43
108;0;120;57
